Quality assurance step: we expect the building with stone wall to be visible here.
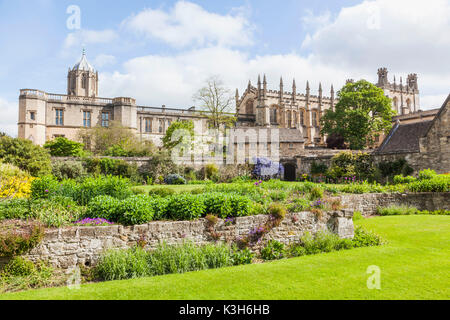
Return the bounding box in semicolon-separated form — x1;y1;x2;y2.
236;68;419;147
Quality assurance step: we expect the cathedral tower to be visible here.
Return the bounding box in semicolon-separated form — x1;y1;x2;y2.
67;49;99;97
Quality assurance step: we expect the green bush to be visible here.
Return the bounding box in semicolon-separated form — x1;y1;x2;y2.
44;137;85;157
73;176;133;206
1;257;36;277
418;169;437;181
31;176;59;199
202;193;232;218
0;199;31;220
393;175;417;185
352;227;383;248
52;160;87;180
377;205;418;216
0;136;52;177
0;224;45;257
231;246;254;265
32;198;84;228
85;196;122;221
166;194;205;220
309;187;324;200
407;175;449;192
261;240;285;260
118;195;156;225
268;203;287;220
311;162;328;175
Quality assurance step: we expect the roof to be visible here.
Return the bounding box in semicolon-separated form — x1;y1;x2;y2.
423;93;450;137
73;50;95;72
377;121;433;154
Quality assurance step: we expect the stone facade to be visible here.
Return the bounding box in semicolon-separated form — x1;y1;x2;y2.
236;68;419;147
20;211;354;270
340;192;450;217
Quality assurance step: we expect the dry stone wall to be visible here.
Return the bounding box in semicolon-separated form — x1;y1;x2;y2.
21;211;354;270
340;192;450;216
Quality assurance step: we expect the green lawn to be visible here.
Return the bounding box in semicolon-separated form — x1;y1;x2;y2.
1;215;449;300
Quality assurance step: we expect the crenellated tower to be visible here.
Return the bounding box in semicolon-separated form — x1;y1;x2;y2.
67;49;99;97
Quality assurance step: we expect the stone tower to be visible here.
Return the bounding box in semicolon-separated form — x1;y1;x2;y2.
67;49;99;97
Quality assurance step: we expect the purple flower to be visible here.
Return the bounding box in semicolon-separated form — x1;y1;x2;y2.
45;190;49;193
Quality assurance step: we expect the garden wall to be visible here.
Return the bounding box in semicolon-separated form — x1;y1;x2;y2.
340;192;450;216
20;210;354;270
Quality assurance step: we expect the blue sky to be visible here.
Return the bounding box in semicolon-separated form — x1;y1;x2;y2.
1;0;449;136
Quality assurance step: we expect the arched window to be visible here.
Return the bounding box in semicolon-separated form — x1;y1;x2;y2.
245;100;254;115
82;74;87;89
287;111;292;128
312;111;318;127
270;106;278;124
406;99;411;113
300;110;305;126
393;97;399;114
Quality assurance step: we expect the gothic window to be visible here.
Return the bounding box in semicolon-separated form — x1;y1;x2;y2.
270;108;278;124
83;111;91;128
406;99;411;112
101;112;110;127
287;111;292;128
246;100;254;115
82;74;87;89
145;118;152;133
393;97;399;113
55;109;64;126
312;111;318;127
300;110;305;126
159;119;164;133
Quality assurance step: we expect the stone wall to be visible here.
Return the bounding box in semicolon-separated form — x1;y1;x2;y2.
19;211;353;270
340;192;450;216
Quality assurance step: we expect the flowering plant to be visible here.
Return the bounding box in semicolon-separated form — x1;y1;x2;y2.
74;218;113;226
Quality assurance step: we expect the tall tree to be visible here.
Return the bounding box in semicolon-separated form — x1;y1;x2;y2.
193;76;236;129
321;80;396;150
162;120;195;150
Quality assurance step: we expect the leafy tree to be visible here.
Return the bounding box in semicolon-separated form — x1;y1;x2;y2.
78;121;156;156
44;137;85;157
162;120;195;150
321;80;395;150
193;76;236;129
0;136;51;176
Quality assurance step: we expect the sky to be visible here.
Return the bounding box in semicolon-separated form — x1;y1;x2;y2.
0;0;449;136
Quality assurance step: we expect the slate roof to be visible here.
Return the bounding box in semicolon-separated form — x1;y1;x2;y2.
376;121;433;154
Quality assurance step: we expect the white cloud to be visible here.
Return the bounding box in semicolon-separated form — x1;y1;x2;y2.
100;47;349;108
64;29;118;49
300;0;450;75
123;1;253;48
0;98;18;137
94;54;116;68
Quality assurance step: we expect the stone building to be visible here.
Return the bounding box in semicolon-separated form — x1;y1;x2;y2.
235;68;419;147
375;94;450;174
18;51;209;147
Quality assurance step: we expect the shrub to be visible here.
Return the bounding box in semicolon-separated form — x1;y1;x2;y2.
43;137;85;157
1;257;36;277
407;175;449;192
73;176;134;206
148;187;176;198
228;194;253;217
393;175;417;185
352;227;383;248
311;162;328;175
118;195;156;225
418;169;437;181
309;187;324;201
164;174;186;185
52;160;87;180
202;193;233;218
0;162;29;179
166;194;205;220
261;240;285;260
0;223;45;257
253;158;284;180
0;176;34;199
30;176;59;199
0;136;52;177
32;198;85;228
85;196;122;221
231;246;254;265
0;198;31;220
268;203;287;220
268;190;288;202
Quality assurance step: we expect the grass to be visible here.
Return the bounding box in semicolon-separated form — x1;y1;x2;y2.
1;215;449;300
